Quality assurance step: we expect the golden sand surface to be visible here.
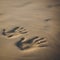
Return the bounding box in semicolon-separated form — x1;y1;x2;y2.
0;0;60;60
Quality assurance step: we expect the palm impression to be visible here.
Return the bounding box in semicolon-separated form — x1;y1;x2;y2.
15;36;48;50
2;26;28;39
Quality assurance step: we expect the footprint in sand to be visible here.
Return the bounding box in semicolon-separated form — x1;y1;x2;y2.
2;26;28;39
15;36;48;50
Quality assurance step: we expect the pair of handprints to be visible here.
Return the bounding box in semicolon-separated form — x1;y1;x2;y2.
2;26;48;50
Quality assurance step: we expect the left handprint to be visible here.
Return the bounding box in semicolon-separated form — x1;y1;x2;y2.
2;26;28;39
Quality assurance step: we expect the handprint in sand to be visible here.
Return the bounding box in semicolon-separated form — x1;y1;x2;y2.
2;26;28;39
15;36;48;50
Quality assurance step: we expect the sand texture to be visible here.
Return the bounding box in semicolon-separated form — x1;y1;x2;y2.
0;0;60;60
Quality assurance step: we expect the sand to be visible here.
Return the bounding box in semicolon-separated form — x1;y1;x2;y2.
0;0;60;60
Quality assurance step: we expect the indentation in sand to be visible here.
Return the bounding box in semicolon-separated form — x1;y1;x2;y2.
2;26;28;39
15;36;48;51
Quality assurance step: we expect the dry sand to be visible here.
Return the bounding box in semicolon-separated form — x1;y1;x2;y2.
0;0;60;60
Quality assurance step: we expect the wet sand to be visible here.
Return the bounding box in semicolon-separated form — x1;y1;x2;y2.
0;0;60;60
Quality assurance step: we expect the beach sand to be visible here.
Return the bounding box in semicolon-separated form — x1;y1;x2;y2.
0;0;60;60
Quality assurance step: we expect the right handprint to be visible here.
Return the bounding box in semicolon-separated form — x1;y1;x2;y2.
15;36;48;50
